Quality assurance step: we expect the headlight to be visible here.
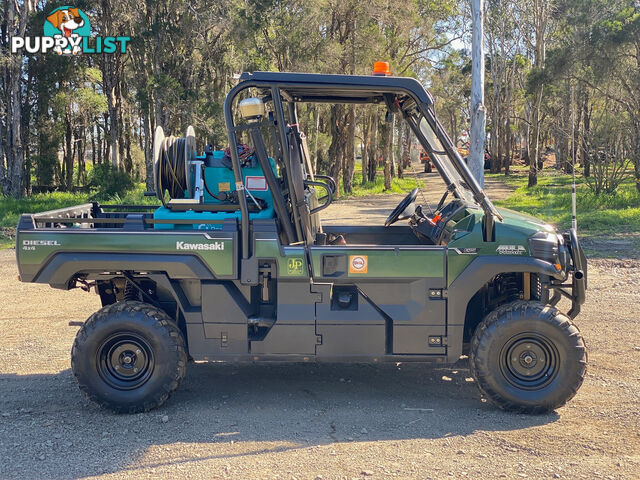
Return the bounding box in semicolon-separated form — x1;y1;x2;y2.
528;231;560;264
557;234;570;271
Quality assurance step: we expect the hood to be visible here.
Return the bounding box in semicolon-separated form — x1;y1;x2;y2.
495;207;556;235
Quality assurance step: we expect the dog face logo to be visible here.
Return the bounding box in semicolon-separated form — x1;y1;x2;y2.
44;6;90;55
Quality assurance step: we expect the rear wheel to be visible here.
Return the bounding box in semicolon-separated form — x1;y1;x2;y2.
72;301;187;413
469;300;586;413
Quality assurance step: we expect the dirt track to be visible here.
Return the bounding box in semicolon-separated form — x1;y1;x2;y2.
322;174;514;225
1;187;640;480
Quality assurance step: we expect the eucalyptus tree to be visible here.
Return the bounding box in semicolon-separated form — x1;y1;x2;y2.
485;0;523;173
1;0;35;196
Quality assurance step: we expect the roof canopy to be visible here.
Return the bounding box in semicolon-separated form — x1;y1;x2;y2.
238;71;433;106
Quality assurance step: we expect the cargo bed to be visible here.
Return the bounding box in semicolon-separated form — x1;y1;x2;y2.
16;203;239;289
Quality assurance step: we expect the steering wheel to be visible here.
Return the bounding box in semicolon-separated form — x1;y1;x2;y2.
385;188;419;227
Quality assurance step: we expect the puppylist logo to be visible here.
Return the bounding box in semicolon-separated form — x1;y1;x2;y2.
11;6;130;55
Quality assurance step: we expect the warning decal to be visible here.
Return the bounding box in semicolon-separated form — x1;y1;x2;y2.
349;255;368;274
246;176;268;191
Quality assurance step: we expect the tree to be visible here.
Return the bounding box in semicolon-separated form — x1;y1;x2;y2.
523;0;552;187
1;0;35;196
469;0;486;187
586;2;640;193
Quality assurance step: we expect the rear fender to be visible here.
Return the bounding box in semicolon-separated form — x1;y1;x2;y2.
31;252;215;289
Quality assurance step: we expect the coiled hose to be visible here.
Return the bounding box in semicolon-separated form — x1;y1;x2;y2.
156;135;187;207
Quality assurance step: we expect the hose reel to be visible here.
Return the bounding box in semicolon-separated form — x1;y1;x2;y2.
153;126;198;207
152;125;265;212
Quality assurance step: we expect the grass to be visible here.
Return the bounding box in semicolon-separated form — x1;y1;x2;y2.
486;167;640;235
338;163;424;198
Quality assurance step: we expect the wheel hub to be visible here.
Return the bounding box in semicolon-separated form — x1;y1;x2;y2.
501;334;558;390
98;334;154;390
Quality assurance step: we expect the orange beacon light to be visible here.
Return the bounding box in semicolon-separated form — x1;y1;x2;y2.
372;61;391;76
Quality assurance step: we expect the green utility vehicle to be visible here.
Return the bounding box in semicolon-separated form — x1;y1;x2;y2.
16;71;587;414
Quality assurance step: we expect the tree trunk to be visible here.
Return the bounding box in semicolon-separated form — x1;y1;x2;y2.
143;110;154;190
64;106;74;189
390;117;397;178
361;109;370;185
80;125;88;185
382;115;394;191
99;0;123;169
469;0;486;188
0;111;5;192
328;104;346;196
3;0;31;197
122;110;133;174
523;106;531;165
314;107;321;174
528;0;548;187
582;91;591;178
557;86;570;172
505;115;512;174
6;56;25;196
401;121;411;175
633;120;640;194
529;86;543;187
105;84;119;169
367;110;379;183
343;105;356;194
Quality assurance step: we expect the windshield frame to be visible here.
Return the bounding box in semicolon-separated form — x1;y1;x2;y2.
405;113;475;205
404;103;502;221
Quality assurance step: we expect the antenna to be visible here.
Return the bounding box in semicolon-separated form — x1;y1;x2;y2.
571;84;578;232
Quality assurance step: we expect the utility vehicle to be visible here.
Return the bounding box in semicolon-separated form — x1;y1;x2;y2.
16;68;587;414
419;148;433;173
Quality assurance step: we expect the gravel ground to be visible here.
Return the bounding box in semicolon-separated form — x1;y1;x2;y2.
1;183;639;480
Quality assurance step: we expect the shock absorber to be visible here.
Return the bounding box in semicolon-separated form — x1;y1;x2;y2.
123;281;141;301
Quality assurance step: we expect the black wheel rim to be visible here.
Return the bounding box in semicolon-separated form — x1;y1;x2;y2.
97;333;155;390
500;333;559;390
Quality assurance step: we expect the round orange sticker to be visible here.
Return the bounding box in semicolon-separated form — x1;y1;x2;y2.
349;255;368;273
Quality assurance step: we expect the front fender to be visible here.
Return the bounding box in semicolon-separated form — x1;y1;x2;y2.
445;255;563;362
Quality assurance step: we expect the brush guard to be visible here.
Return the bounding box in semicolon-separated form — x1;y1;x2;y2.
548;228;587;318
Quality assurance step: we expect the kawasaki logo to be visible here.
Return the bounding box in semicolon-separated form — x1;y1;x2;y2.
175;241;224;251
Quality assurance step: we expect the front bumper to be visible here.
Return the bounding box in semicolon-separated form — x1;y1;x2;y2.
550;228;587;318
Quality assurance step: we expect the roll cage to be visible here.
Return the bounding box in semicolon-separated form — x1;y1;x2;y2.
223;71;502;268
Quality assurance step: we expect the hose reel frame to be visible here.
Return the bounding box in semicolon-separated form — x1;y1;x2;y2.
152;126;198;207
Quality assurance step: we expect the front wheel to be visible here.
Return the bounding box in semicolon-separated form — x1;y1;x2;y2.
469;301;586;413
71;301;187;413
